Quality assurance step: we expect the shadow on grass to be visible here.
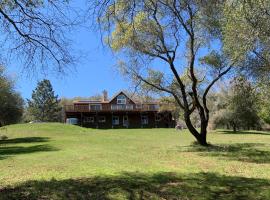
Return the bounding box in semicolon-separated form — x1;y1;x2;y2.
0;145;58;156
183;143;270;163
0;137;57;160
217;130;270;135
0;172;269;200
0;137;50;144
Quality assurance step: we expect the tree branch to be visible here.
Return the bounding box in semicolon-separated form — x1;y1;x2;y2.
202;66;232;120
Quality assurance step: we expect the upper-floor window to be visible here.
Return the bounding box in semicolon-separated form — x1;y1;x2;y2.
136;104;142;109
149;104;159;110
90;104;102;110
117;94;126;104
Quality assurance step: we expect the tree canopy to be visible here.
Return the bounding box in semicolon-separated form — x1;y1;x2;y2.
0;66;24;126
211;77;261;132
223;0;270;80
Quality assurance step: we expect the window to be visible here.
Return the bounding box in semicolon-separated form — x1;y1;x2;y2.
136;104;142;109
90;104;102;110
155;115;161;122
66;118;78;125
123;115;129;127
98;116;106;123
117;95;126;104
84;117;94;123
149;104;159;110
111;104;134;110
112;116;119;125
141;115;148;125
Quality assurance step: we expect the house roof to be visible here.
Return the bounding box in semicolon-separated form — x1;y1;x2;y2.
108;91;136;104
73;91;159;104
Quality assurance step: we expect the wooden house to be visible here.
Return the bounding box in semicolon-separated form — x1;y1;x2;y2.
64;91;175;128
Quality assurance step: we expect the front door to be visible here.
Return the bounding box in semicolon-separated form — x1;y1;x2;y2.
123;115;129;128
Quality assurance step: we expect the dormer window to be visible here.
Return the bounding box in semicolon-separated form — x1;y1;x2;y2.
117;94;126;104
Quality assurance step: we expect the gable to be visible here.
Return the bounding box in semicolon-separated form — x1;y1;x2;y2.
109;91;135;105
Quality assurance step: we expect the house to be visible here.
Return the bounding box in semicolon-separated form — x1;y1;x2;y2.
64;91;175;128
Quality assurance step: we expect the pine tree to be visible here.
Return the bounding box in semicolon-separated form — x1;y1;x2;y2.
28;79;61;122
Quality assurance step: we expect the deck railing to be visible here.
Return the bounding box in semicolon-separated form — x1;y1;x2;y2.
111;104;134;110
64;104;160;112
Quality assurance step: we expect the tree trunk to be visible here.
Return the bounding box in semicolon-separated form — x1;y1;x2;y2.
232;123;237;132
184;113;208;146
199;121;208;146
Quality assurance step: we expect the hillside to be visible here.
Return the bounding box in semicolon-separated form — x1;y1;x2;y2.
0;123;270;199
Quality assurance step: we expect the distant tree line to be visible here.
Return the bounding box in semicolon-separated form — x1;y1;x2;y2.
159;76;270;132
2;66;270;133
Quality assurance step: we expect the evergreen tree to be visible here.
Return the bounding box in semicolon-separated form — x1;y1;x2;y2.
28;79;61;122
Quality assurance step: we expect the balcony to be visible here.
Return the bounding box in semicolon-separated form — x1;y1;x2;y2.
64;103;160;112
111;104;134;111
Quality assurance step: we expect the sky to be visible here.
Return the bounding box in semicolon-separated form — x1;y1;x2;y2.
7;22;130;100
5;1;222;101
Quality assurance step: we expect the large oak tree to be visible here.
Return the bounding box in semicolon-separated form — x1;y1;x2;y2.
92;0;233;145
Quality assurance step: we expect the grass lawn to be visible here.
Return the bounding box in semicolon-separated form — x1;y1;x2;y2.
0;123;270;199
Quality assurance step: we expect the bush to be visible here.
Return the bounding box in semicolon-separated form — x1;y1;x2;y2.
0;135;8;140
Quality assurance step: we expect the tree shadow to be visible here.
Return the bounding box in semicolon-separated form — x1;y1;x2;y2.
0;145;58;156
217;130;270;136
0;137;50;144
0;137;57;160
0;172;269;200
182;143;270;163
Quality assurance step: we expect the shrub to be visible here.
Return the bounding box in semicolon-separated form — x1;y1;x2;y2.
0;135;8;140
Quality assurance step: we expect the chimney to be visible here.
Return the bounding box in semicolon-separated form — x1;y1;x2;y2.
102;90;108;102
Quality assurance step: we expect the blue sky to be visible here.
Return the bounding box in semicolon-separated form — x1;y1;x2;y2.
5;1;223;100
7;25;130;100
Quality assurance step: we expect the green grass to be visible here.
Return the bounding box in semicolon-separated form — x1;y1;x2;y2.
0;123;270;199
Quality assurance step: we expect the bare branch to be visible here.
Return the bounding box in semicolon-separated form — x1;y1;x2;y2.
0;0;77;72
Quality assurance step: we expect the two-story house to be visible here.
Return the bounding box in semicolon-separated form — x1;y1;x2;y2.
64;91;175;128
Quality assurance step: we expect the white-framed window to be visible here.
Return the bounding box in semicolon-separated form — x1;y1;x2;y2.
84;116;94;123
117;95;126;104
155;115;161;122
112;116;119;125
90;104;102;110
99;116;106;123
141;115;148;125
